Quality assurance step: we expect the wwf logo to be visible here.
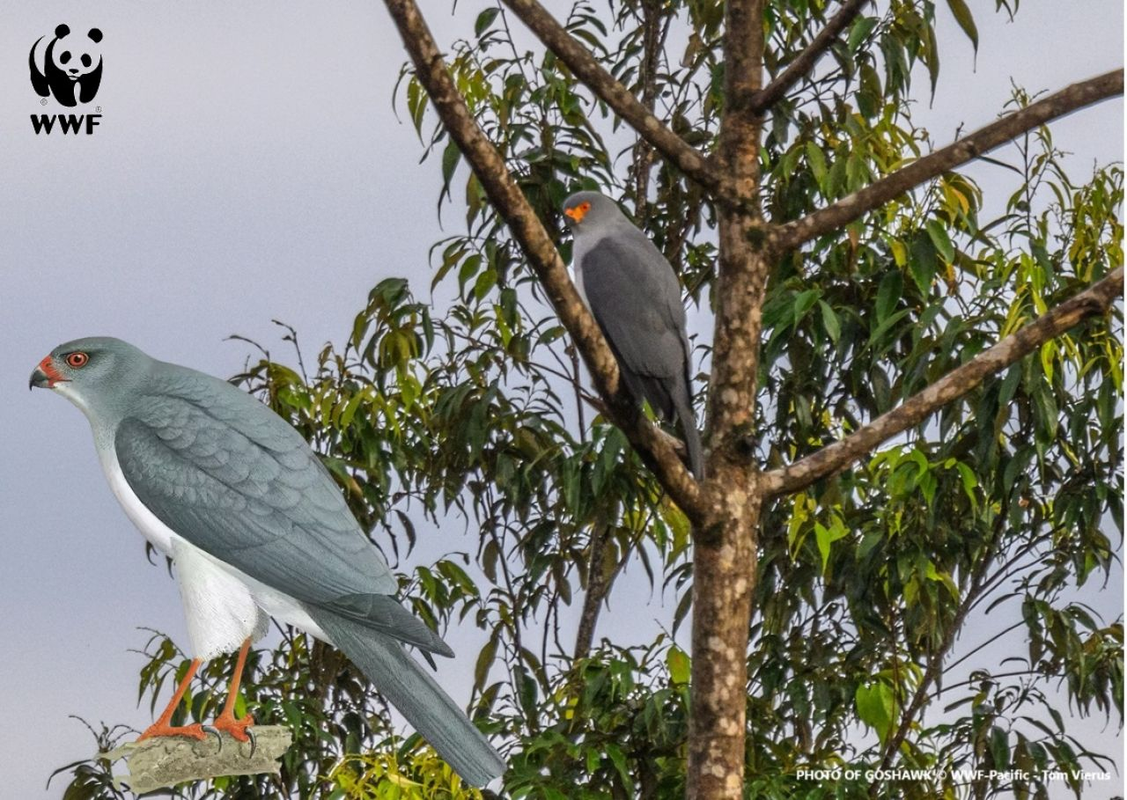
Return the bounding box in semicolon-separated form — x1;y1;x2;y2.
30;24;104;107
29;24;104;134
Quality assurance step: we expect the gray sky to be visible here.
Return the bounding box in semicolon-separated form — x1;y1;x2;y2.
0;2;1121;798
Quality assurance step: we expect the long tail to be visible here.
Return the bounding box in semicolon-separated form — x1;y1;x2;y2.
675;390;705;479
305;607;505;787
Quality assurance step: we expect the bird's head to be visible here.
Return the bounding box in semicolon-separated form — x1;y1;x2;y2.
562;191;622;233
30;337;151;418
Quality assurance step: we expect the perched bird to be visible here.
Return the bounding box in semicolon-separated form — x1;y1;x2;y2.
563;191;705;478
30;337;505;786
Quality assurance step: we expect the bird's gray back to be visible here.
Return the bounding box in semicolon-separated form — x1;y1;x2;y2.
578;232;690;376
114;361;399;604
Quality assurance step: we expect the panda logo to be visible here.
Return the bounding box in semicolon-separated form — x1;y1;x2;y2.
29;24;104;107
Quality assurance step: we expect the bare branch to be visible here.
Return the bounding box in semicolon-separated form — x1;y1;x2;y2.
764;267;1124;497
574;501;621;661
749;0;872;114
500;0;723;193
777;69;1125;249
381;0;705;520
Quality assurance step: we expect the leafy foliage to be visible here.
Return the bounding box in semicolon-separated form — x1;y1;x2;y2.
56;2;1119;798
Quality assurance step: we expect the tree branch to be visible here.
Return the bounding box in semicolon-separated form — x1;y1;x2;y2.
777;69;1125;249
573;522;611;661
630;0;664;227
99;727;292;794
748;0;872;114
574;501;622;661
500;0;723;194
764;267;1124;497
381;0;705;520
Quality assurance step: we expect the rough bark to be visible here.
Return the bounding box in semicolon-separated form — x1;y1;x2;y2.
688;475;759;799
777;69;1124;248
763;266;1125;496
99;727;292;794
686;1;767;797
382;0;706;521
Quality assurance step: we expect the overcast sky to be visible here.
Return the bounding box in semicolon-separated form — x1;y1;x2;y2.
0;2;1122;798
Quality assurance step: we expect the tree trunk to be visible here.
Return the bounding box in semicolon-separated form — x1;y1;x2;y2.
686;0;766;796
688;478;759;798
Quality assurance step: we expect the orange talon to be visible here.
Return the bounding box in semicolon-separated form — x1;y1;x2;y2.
209;638;256;743
138;657;208;741
211;709;256;742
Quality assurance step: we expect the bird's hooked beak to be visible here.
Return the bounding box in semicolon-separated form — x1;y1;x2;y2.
29;356;66;390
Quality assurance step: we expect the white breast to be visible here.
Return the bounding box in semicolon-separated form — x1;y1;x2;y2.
98;447;329;660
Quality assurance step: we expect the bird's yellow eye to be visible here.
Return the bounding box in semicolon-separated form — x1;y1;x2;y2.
65;352;89;368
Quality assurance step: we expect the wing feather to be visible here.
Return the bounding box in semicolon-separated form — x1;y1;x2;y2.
115;369;399;606
579;233;694;419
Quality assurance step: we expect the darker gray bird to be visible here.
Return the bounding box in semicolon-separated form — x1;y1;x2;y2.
29;337;505;786
563;191;704;478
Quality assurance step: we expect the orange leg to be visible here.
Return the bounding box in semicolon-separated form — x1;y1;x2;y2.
138;658;208;741
209;638;255;742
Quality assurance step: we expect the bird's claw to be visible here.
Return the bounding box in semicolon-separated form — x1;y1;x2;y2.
206;711;256;756
201;724;223;752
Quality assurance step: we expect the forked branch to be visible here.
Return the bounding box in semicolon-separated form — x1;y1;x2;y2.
501;0;723;193
777;69;1124;248
749;0;872;114
763;267;1124;497
382;0;705;519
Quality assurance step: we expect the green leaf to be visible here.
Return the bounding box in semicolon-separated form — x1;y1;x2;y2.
990;726;1010;769
856;681;895;741
806;142;828;190
794;288;821;320
848;16;879;53
667;646;691;685
474;7;500;37
946;0;980;52
876;271;903;322
909;232;939;294
440;139;461;203
925;219;956;263
814;518;848;574
605;742;634;792
474;633;499;691
818;300;841;343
